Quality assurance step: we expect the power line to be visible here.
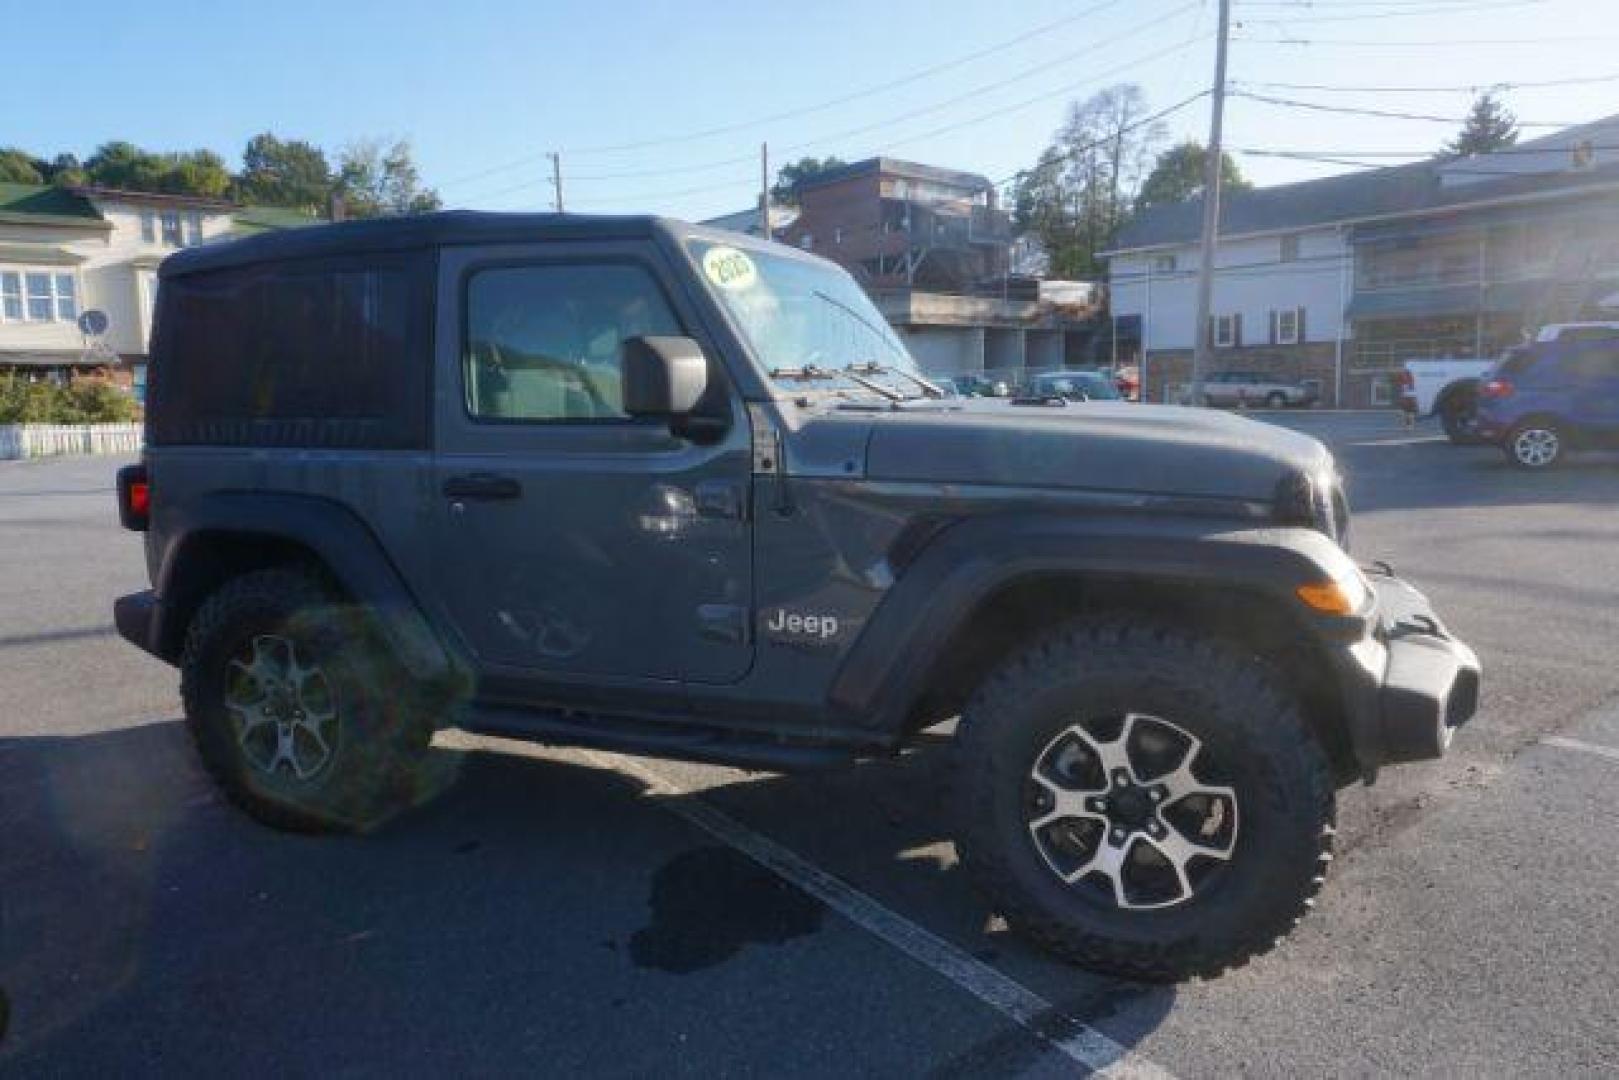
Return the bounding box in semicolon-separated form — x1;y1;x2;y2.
1233;91;1576;126
1238;144;1619;159
1233;33;1619;45
472;37;1213;212
450;3;1205;205
561;0;1141;155
434;0;1134;191
1234;0;1547;23
1234;71;1619;94
989;90;1212;190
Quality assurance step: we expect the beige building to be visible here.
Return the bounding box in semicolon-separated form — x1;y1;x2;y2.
0;182;308;393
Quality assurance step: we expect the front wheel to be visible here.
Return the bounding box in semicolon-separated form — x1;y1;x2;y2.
952;619;1335;981
1266;391;1288;409
1505;422;1564;469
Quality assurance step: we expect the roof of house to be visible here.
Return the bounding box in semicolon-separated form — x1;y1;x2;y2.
70;185;237;211
795;157;993;195
0;182;105;228
1111;112;1619;253
232;205;323;236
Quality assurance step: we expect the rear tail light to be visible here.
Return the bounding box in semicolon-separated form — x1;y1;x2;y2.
117;463;149;531
1479;378;1515;400
1396;370;1414;390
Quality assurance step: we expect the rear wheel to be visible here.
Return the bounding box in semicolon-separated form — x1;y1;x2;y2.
181;568;439;832
1505;422;1564;469
952;618;1335;981
1440;386;1483;445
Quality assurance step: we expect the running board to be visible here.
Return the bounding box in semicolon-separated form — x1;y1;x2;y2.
458;705;863;773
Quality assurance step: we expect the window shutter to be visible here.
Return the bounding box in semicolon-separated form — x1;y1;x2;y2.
1269;310;1278;345
1234;313;1243;348
1296;306;1307;343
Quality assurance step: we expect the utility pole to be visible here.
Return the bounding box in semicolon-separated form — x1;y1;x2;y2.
1189;0;1231;406
759;142;770;241
548;152;564;213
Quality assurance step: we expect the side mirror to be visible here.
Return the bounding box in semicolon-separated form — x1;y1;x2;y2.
622;335;709;419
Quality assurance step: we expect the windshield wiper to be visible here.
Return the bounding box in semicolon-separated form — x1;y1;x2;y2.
845;361;946;400
770;362;903;402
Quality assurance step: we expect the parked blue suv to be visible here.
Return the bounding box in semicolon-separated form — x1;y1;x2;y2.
1475;332;1619;468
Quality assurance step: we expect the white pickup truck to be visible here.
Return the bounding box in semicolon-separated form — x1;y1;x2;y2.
1397;358;1496;444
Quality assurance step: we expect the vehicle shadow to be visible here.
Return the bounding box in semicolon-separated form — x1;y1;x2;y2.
0;720;1174;1075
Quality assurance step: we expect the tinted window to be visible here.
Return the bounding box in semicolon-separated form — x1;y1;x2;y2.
150;254;428;447
463;263;679;422
1498;346;1538;376
1567;346;1619;380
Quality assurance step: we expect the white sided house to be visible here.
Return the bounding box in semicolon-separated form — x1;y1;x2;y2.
1109;226;1348;405
1107;113;1619;407
0;183;310;393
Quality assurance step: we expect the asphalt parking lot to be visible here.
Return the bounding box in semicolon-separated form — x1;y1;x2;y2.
3;411;1618;1076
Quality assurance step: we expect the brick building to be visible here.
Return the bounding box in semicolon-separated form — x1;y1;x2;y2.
778;157;1011;292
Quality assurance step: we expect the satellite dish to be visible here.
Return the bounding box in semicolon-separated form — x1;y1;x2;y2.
78;309;109;336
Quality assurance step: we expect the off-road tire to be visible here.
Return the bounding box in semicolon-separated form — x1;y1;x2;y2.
1440;386;1484;445
180;567;436;833
952;618;1335;982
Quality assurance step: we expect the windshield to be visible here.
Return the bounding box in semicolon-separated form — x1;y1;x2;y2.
1032;372;1120;401
687;238;930;399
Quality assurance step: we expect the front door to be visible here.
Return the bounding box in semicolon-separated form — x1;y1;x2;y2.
431;244;754;693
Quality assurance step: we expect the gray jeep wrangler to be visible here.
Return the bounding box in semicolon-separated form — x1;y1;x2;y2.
115;213;1479;981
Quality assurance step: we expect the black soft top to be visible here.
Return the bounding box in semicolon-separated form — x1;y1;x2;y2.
160;210;683;279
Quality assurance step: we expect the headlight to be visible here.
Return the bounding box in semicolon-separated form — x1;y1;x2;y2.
1274;467;1350;550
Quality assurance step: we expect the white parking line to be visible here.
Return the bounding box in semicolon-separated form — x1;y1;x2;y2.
1542;735;1619;764
581;750;1175;1080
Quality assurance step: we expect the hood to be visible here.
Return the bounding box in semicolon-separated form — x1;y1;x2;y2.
859;400;1331;501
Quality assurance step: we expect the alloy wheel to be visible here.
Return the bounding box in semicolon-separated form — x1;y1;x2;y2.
224;634;340;782
1025;713;1238;910
1512;427;1560;468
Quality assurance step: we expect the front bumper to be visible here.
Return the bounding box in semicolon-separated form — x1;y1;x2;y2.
1336;569;1481;774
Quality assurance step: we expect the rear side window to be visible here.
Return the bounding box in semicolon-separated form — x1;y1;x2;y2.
1567;346;1619;381
462;262;679;422
1497;347;1538;376
149;254;430;447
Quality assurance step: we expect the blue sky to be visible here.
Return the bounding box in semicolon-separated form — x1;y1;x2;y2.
8;0;1619;220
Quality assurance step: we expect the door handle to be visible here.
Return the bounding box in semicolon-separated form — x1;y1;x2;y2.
443;473;522;500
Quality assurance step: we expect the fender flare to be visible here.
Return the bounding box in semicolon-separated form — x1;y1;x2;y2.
153;492;461;684
1431;377;1480;419
828;513;1365;734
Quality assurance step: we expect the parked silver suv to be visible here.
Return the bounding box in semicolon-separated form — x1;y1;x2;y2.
1199;371;1318;409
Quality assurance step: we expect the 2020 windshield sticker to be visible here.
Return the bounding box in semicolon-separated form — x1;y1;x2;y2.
702;246;758;291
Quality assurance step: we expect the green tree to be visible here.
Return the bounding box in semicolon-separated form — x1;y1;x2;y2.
1134;140;1250;214
164;149;232;198
0;148;45;184
238;133;333;210
1010;84;1167;279
1443;92;1519;157
81;142;230;197
334;139;441;218
47;153;87;187
770;156;846;205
